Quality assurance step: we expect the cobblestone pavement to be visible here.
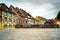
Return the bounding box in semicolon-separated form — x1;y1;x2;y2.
0;28;60;40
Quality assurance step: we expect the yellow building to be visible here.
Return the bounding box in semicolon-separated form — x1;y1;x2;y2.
35;16;47;24
0;3;16;29
56;11;60;27
57;20;60;27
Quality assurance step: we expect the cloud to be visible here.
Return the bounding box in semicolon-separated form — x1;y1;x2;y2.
18;3;57;18
0;0;60;19
23;0;60;10
25;3;57;19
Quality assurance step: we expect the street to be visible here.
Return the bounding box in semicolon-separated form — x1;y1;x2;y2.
0;28;60;40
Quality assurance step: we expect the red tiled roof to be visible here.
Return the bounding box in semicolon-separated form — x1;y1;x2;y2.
0;3;9;11
15;7;25;16
8;5;17;14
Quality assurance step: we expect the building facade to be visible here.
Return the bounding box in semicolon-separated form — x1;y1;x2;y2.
0;3;16;29
35;16;47;25
0;3;35;28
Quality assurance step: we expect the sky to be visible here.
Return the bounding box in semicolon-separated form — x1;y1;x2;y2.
0;0;60;19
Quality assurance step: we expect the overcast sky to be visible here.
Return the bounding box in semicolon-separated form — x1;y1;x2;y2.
0;0;60;19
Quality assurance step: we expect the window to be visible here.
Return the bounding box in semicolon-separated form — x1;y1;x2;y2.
4;17;7;22
0;5;1;7
0;11;2;16
4;12;7;16
9;18;12;22
28;16;30;18
6;8;8;11
13;25;15;27
14;15;15;18
13;19;15;22
9;25;12;28
0;16;2;22
9;13;12;17
12;14;15;18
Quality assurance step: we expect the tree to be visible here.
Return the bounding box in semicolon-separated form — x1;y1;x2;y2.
56;11;60;20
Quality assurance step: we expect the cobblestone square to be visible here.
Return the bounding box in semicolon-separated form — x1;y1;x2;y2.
0;28;60;40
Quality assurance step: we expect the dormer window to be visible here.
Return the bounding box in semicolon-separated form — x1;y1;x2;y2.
28;16;30;18
6;8;8;11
